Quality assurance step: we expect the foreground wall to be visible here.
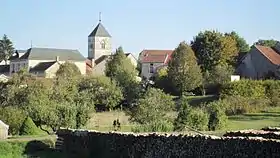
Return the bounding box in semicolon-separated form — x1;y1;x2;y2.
56;129;280;158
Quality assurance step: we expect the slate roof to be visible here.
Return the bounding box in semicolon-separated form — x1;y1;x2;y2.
88;23;111;37
29;61;57;72
9;50;26;60
140;50;174;64
19;48;85;61
255;45;280;65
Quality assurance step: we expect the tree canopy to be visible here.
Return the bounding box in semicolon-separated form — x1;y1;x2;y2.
254;39;279;47
225;31;250;53
191;30;238;72
0;34;14;65
168;42;202;95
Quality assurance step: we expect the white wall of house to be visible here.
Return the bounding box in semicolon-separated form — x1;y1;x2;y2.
9;59;29;75
237;46;277;79
45;62;60;78
29;60;86;75
141;62;165;79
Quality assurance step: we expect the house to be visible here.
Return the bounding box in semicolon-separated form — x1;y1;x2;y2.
236;42;280;79
0;120;9;140
86;19;137;75
8;47;86;78
138;49;173;79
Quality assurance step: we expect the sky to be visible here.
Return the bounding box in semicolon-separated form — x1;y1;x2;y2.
0;0;280;58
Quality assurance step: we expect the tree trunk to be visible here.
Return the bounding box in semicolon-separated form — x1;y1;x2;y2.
39;125;51;135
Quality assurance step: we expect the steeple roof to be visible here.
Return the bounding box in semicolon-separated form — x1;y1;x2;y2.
88;22;111;37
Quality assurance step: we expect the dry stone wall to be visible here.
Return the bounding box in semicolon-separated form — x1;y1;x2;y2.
56;129;280;158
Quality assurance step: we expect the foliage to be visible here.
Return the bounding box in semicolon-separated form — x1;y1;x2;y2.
128;88;175;132
191;30;238;72
105;46;139;104
209;64;234;85
132;120;173;133
168;42;203;95
263;80;280;107
174;97;209;131
153;67;174;94
225;31;250;52
79;76;123;110
19;117;43;135
207;101;228;131
222;96;270;115
56;62;81;79
254;39;279;47
220;80;266;99
0;34;14;65
0;106;26;135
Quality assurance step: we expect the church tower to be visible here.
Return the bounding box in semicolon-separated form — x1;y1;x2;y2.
88;13;112;60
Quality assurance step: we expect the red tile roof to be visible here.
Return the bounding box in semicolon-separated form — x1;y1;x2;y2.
255;45;280;65
140;50;173;64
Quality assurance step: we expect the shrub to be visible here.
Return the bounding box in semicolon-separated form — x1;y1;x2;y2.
174;101;209;131
207;101;228;131
132;120;174;133
263;80;280;107
0;106;26;135
220;79;266;99
223;96;270;115
19;117;42;135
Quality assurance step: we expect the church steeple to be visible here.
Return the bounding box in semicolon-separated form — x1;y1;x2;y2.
88;13;111;37
88;13;112;60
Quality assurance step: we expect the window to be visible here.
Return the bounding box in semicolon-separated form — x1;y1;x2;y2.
149;63;154;73
101;41;106;49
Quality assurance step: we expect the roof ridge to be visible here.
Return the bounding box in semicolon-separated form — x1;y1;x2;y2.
31;47;78;51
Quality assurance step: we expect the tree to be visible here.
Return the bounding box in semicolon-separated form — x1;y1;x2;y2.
174;96;209;131
254;39;279;47
191;30;238;72
56;62;81;79
0;34;14;65
19;117;42;135
225;31;250;52
105;46;139;104
168;42;202;95
128;88;175;132
209;64;234;85
207;101;228;131
154;67;174;94
79;76;123;111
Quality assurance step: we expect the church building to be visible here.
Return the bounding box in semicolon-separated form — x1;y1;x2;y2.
86;17;137;75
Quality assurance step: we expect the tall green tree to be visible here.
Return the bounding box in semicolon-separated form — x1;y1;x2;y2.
254;39;279;47
56;62;81;79
191;30;238;72
0;34;14;65
128;88;175;132
105;46;139;104
79;76;123;111
225;31;250;53
168;42;203;95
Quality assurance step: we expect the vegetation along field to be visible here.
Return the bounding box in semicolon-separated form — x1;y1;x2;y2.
1;33;280;157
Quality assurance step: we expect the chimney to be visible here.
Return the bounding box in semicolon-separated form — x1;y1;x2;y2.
56;56;59;62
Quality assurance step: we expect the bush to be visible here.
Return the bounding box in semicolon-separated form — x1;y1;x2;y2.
0;106;26;135
220;79;266;99
207;101;228;131
263;80;280;107
19;117;43;135
174;101;209;131
132;120;174;133
223;96;270;115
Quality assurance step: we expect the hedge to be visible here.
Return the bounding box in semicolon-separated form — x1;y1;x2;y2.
57;129;280;158
223;130;280;140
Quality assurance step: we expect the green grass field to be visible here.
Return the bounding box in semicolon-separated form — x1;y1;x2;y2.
85;102;280;136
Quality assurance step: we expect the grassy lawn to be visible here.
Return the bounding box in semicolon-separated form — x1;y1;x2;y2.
86;105;280;136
